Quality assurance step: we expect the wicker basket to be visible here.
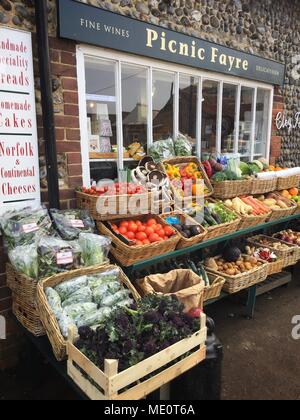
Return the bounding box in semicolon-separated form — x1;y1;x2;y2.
277;174;300;191
161;211;207;249
272;231;300;260
203;274;226;302
36;264;140;361
247;235;299;268
267;201;297;222
293;203;300;215
212;179;252;199
251;177;277;195
266;259;284;276
205;255;268;294
12;293;45;337
6;261;109;309
237;211;271;230
76;190;153;222
203;199;240;240
97;215;180;267
162;156;214;200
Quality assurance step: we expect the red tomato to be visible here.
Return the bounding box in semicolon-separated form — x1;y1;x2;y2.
120;221;129;228
163;236;168;241
143;239;151;245
136;232;147;241
145;227;155;237
136;221;143;227
164;226;174;237
154;223;163;232
135;240;144;246
128;223;138;233
119;226;128;235
137;225;146;233
149;233;160;243
147;218;157;227
157;230;165;238
126;231;136;240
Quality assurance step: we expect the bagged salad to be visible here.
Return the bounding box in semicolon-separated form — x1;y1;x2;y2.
174;133;193;157
148;137;175;163
79;233;111;266
50;209;95;241
0;205;54;250
38;236;81;278
8;243;39;279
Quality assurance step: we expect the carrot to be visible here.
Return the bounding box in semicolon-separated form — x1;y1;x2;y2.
247;197;269;214
242;197;264;215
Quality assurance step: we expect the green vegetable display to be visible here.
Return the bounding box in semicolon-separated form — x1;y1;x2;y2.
174;133;192;157
201;202;237;227
0;206;54;250
79;233;111;267
77;295;199;372
8;244;39;279
50;209;95;241
148;138;175;163
38;236;81;279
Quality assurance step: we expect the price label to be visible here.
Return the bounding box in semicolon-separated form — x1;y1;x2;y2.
56;251;74;265
22;223;38;233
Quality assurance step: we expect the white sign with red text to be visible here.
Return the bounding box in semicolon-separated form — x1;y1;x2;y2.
0;27;40;213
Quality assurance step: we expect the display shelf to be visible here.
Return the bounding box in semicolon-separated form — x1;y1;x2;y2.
126;213;300;272
90;158;135;163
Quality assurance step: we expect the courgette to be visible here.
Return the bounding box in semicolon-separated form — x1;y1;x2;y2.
199;264;210;286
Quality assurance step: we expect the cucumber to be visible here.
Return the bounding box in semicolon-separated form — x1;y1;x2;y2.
199;264;210;286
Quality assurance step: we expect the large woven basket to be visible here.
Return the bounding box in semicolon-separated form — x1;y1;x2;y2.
6;261;109;309
251;177;277;195
161;211;207;249
162;156;214;200
204;199;240;240
12;293;45;337
247;235;299;268
267;201;297;222
212;179;252;199
76;190;153;222
203;273;226;302
97;215;180;267
272;231;300;261
266;259;284;276
36;264;140;361
277;174;300;191
205;255;268;294
237;211;270;230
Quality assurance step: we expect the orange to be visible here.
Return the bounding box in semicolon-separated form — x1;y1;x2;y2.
289;187;299;196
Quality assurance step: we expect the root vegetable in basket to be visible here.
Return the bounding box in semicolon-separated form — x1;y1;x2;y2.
274;230;300;246
205;250;262;276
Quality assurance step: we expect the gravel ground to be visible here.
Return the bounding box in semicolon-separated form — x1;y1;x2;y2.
1;274;300;400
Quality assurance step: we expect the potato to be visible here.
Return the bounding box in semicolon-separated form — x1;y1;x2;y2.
245;262;252;271
226;268;236;276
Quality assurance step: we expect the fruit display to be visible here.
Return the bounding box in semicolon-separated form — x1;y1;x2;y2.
205;247;263;276
256;193;295;210
224;196;270;216
163;214;204;239
110;218;176;247
278;188;299;201
79;183;146;197
164;161;210;197
273;230;300;246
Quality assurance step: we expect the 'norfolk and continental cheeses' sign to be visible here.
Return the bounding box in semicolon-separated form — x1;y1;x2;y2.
0;27;40;213
58;0;285;85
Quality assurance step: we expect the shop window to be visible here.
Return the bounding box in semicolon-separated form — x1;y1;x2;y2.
238;86;255;161
221;84;238;154
255;89;271;159
201;80;219;156
152;70;175;141
121;64;148;157
179;75;198;153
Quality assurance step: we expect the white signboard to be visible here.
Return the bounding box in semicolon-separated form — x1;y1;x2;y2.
0;27;40;213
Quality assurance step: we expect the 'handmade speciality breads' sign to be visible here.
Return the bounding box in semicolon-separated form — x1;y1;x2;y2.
0;27;40;213
58;0;285;85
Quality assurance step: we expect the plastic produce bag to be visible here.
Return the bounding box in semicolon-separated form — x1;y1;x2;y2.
88;268;120;289
45;287;63;318
62;286;93;308
92;282;121;305
64;302;97;324
115;298;134;309
101;289;131;307
79;233;111;267
55;275;88;301
50;209;95;241
76;307;112;328
57;311;75;338
148;138;175;163
174;133;193;157
38;236;82;279
0;205;54;250
8;244;38;279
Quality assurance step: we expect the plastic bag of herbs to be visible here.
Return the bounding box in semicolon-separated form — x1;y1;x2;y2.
50;209;95;241
37;236;83;279
174;133;193;157
148;137;175;163
8;243;39;279
0;205;55;251
79;233;111;267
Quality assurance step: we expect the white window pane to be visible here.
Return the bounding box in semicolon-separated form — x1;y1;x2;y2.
179;74;198;154
152;70;175;140
121;64;148;151
239;86;254;161
201;80;218;156
221;84;237;154
255;89;270;159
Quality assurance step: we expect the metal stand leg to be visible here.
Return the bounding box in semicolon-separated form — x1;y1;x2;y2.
245;285;257;319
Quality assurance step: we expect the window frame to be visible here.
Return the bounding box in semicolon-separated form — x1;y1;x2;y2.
76;45;274;186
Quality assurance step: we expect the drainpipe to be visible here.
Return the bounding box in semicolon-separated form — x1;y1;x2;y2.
35;0;60;209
